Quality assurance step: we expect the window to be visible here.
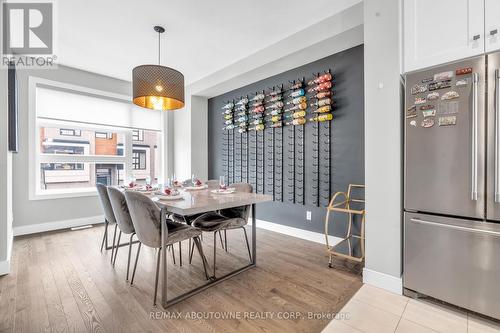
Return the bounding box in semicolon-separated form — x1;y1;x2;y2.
95;132;113;139
132;150;147;170
60;128;81;136
30;77;163;199
133;129;144;141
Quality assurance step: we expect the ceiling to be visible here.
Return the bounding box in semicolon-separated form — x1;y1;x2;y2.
57;0;361;84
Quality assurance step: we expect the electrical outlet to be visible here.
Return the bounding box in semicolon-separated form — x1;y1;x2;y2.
306;211;312;221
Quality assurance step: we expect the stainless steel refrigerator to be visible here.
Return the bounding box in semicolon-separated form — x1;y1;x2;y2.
404;53;500;320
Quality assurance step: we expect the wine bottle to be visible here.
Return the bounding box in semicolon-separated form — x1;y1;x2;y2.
310;98;332;107
284;111;306;119
307;81;332;93
236;98;248;105
222;102;234;109
285;118;306;126
236;111;246;117
284;102;307;112
235;105;247;111
267;101;284;109
239;122;247;128
222;109;232;115
251;93;265;101
236;115;248;122
307;73;332;86
251;105;265;113
224;114;233;120
286;96;307;105
249;124;265;131
251;119;263;125
311;90;332;99
266;109;282;116
224;124;235;130
288;81;303;90
289;89;305;98
238;128;247;133
224;119;233;125
270;115;282;122
266;95;283;103
252;101;263;107
313;105;332;113
309;113;333;122
268;89;282;97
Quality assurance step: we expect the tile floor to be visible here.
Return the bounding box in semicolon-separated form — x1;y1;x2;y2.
322;284;500;333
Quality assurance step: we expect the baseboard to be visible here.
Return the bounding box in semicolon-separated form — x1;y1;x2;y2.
251;219;343;246
363;268;403;295
0;259;10;275
13;215;104;236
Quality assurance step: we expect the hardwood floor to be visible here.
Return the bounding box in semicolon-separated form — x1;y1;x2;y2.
0;225;362;333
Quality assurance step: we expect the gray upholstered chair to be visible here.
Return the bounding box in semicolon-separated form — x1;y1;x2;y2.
107;187;136;280
96;183;119;263
188;182;253;276
124;191;210;306
219;183;253;261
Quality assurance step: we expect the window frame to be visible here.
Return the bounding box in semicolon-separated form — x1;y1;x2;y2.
29;77;164;200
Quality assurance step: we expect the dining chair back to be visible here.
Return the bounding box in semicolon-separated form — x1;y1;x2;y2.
107;187;135;234
206;179;219;189
124;191;163;248
220;183;253;219
96;183;117;224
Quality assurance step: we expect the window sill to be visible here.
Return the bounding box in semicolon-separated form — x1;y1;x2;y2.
30;188;98;201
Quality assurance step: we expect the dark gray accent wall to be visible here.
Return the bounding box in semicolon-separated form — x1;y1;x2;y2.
208;45;364;236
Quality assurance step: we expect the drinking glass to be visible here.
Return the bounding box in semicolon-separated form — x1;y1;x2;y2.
145;176;151;186
219;175;225;189
191;174;196;186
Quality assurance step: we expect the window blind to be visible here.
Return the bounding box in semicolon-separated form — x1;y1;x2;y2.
36;86;162;131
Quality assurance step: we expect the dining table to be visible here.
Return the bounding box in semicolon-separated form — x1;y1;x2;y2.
153;187;272;308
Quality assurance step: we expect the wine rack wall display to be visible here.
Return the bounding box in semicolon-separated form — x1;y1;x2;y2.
221;70;334;207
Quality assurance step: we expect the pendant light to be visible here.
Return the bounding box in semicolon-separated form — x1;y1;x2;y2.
132;26;185;111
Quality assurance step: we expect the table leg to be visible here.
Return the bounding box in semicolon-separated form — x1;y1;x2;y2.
252;203;256;265
161;208;168;308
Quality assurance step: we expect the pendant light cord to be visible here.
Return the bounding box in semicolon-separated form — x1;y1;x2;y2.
158;31;161;65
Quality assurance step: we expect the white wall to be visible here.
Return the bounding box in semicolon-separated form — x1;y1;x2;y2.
363;0;403;293
0;68;13;275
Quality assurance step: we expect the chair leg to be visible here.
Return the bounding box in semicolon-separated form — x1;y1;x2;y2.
112;231;122;266
126;233;135;281
130;242;142;286
178;242;182;267
188;238;192;259
153;246;161;306
218;231;224;250
224;229;228;252
189;239;195;264
170;244;176;265
193;236;210;280
110;224;118;264
100;220;108;252
213;232;217;278
242;227;252;262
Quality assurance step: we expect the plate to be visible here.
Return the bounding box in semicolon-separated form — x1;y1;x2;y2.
184;184;208;190
155;194;184;200
211;189;235;194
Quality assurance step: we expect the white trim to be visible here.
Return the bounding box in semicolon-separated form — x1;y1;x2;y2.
13;215;104;236
0;260;10;276
362;268;403;295
251;219;344;246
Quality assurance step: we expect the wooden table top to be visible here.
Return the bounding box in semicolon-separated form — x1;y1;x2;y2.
152;189;272;215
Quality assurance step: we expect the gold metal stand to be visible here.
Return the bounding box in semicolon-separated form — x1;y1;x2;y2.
324;184;365;267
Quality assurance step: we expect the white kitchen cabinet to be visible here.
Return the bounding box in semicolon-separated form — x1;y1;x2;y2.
404;0;484;72
485;0;500;52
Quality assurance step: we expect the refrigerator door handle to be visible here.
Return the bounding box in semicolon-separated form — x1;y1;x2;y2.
495;69;500;202
471;73;479;201
410;218;500;238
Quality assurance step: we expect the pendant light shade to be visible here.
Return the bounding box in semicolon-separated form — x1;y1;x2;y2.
132;26;185;111
133;65;184;110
